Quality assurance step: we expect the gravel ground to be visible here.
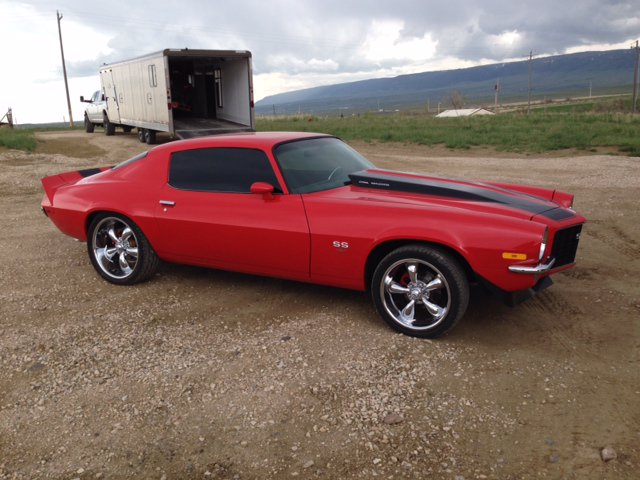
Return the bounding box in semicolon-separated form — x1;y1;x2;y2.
0;131;638;479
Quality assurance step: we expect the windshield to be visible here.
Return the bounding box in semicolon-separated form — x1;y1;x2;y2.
273;137;374;194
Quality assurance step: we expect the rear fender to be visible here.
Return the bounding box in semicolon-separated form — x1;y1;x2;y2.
41;168;110;203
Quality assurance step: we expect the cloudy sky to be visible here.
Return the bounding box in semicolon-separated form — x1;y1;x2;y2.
1;0;638;124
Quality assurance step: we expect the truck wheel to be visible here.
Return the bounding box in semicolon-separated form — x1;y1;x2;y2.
371;245;469;338
144;130;156;145
138;129;146;143
84;115;95;133
103;113;115;136
122;125;133;133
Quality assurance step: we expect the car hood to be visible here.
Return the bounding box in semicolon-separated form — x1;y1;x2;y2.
342;169;575;222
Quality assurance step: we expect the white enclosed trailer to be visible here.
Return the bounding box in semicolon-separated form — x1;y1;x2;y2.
83;48;255;144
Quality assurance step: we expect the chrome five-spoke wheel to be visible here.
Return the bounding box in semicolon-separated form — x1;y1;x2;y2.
372;245;469;338
87;214;159;285
381;259;451;329
92;217;139;279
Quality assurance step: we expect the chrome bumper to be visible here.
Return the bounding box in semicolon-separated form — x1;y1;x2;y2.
508;258;556;275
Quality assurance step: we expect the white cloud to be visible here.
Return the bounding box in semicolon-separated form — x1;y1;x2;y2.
1;0;639;122
564;38;639;54
0;2;108;123
265;55;340;74
361;20;437;63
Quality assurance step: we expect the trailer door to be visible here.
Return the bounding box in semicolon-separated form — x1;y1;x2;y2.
100;69;121;124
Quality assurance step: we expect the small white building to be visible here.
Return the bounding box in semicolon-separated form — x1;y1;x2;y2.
436;108;494;118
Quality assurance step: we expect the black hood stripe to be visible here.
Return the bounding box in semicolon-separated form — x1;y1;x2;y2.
78;168;102;177
349;170;575;220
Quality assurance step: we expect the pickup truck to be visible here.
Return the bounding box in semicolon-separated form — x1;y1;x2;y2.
80;90;131;136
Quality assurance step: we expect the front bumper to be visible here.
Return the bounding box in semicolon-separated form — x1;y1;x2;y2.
508;258;556;275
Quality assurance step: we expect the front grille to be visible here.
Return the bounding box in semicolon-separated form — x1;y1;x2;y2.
551;224;583;267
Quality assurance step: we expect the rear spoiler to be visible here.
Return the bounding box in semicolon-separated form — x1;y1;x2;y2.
41;167;110;203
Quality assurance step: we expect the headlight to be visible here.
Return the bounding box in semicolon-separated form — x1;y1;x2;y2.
539;227;548;261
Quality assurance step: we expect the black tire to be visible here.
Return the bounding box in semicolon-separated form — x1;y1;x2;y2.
144;129;156;145
138;129;146;143
122;125;133;133
84;115;95;133
103;113;115;136
371;245;469;338
87;213;160;285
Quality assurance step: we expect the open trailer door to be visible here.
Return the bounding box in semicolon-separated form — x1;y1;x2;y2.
165;49;255;139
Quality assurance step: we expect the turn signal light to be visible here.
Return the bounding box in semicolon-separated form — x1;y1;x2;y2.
502;252;527;260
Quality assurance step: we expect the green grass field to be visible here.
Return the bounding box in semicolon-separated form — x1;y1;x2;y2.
2;107;640;156
258;110;640;156
0;128;37;151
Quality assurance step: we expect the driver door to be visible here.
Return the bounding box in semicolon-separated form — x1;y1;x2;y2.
153;147;310;280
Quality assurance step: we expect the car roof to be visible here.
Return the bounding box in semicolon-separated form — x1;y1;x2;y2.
152;131;333;154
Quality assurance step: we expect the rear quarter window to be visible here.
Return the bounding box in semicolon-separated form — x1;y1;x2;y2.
169;147;282;193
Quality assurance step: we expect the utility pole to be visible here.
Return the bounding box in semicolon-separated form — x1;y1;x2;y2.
632;40;639;114
527;50;534;114
57;11;74;128
494;78;500;112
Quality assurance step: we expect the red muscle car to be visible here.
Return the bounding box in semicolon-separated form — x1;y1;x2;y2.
41;132;585;338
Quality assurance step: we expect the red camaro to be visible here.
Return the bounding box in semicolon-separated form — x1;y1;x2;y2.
41;132;585;338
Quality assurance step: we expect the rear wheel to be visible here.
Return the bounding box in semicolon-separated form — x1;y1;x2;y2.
84;115;94;133
371;245;469;338
122;125;133;133
103;113;115;136
138;129;146;143
87;214;160;285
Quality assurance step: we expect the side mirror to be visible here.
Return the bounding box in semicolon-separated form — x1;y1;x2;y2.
250;182;275;198
80;96;85;102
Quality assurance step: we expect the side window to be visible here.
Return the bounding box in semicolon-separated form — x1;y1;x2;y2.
148;64;157;87
92;91;101;102
169;148;282;193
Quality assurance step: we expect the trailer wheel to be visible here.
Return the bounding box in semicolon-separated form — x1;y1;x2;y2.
138;129;146;143
144;130;156;145
103;113;115;136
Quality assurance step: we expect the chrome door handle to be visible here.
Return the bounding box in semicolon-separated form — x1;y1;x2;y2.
159;200;175;206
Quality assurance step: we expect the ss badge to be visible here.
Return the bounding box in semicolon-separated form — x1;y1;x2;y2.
332;240;349;249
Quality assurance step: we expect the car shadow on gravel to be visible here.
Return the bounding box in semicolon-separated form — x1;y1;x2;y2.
152;262;380;329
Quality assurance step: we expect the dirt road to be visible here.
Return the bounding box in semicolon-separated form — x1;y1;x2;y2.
0;131;638;479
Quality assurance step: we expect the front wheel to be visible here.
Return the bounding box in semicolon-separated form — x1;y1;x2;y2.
84;115;95;133
371;245;469;338
87;214;160;285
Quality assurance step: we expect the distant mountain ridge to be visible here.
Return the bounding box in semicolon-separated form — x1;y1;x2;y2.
256;49;636;115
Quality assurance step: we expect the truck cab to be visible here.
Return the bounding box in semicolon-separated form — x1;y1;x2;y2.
80;91;106;133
